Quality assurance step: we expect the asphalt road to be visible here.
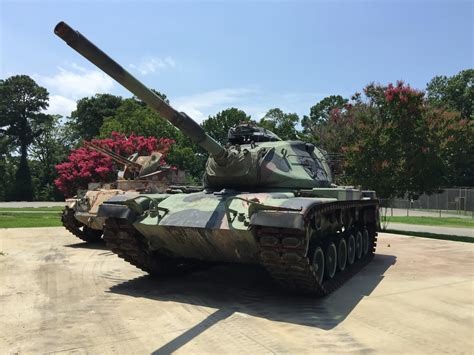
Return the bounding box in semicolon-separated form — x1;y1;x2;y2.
386;208;472;219
386;222;474;238
0;228;472;353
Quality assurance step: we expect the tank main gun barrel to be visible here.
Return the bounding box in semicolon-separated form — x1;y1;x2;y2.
54;21;225;159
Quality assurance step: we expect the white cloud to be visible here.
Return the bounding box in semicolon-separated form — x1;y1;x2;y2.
241;91;334;121
46;95;77;117
171;88;330;123
129;56;176;75
34;64;114;99
173;88;255;122
250;111;268;120
32;63;117;117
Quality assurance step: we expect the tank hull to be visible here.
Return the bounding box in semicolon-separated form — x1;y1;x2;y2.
55;21;380;295
62;188;135;243
129;191;331;263
100;187;379;295
62;172;185;242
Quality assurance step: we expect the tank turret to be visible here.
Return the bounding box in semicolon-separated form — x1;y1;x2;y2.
54;21;332;189
227;122;282;145
83;141;163;179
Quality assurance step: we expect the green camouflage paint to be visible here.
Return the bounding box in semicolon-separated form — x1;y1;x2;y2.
56;21;380;295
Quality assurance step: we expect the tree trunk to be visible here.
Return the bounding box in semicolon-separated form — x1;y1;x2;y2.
11;144;33;201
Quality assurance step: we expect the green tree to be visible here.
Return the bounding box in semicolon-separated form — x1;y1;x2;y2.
151;89;169;104
69;93;123;141
302;95;351;144
426;110;474;187
345;82;445;199
0;75;51;200
166;144;207;181
30;115;69;200
100;98;178;139
304;95;348;128
0;135;13;200
259;108;299;140
201;107;251;144
426;69;474;119
312;101;362;184
100;97;207;180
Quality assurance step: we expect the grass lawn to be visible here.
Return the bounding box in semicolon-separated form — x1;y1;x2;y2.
0;211;62;228
383;216;474;228
0;206;63;212
1;206;472;230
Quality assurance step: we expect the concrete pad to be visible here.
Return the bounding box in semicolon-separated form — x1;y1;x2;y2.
0;227;472;353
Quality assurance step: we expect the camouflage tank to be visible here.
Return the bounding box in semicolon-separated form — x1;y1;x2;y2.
55;22;379;295
62;142;186;243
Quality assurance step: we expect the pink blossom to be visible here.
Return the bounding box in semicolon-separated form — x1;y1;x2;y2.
55;131;175;197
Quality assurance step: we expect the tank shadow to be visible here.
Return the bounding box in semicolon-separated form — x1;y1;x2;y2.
110;254;395;353
109;254;396;337
65;241;108;250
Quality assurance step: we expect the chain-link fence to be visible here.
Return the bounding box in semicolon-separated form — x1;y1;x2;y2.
380;187;474;218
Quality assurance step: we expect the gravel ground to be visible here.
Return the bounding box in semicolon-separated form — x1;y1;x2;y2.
0;228;473;353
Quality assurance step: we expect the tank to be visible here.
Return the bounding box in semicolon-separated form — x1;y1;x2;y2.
55;22;379;295
61;142;187;243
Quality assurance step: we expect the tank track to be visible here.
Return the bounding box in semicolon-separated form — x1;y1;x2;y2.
103;218;202;276
255;200;378;296
61;207;103;243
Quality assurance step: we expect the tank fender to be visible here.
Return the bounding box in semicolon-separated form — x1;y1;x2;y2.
97;194;140;221
97;193;170;222
97;204;136;222
248;198;335;230
250;211;305;230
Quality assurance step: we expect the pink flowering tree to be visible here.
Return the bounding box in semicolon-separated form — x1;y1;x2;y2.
343;81;445;199
55;132;175;197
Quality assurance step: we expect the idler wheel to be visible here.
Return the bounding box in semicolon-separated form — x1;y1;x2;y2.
337;238;347;271
325;242;337;279
362;228;369;256
355;231;363;260
312;247;325;284
347;233;356;265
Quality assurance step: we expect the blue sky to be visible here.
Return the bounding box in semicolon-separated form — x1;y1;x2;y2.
1;0;472;122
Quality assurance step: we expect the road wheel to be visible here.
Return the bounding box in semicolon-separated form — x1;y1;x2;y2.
325;242;337;279
337;238;347;271
362;228;369;256
312;247;325;285
355;231;363;260
347;233;356;265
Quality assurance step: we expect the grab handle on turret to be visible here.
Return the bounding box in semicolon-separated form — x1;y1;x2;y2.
54;21;225;159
